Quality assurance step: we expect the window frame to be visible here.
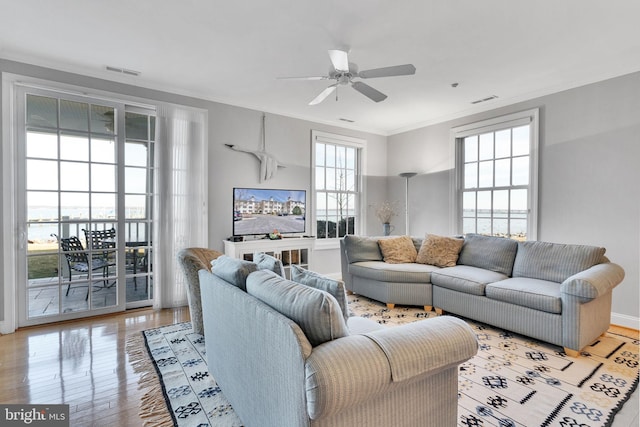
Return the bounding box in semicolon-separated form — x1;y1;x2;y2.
2;74;158;330
450;108;539;240
311;130;365;249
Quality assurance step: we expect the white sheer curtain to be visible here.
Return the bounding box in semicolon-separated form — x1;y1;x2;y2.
153;103;208;308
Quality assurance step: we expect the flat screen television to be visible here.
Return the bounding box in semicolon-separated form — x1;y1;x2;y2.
233;187;306;237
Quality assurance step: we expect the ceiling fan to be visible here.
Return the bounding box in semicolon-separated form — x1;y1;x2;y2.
278;49;416;105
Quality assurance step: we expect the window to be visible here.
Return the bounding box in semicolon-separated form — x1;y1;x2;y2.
312;131;364;240
452;109;539;241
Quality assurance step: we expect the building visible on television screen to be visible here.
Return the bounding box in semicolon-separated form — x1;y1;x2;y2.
233;188;306;236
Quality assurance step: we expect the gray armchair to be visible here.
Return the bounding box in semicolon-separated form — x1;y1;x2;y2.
177;247;223;334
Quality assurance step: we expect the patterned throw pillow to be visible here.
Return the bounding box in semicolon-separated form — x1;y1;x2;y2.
416;234;464;267
377;235;418;264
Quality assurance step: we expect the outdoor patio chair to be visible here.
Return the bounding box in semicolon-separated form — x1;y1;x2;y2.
58;235;115;299
83;228;116;260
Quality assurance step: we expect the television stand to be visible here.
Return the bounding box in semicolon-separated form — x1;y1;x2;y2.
223;237;314;280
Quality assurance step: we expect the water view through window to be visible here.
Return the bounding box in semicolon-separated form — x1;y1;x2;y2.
23;91;155;322
461;125;530;240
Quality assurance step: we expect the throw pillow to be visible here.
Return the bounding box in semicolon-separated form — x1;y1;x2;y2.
246;270;349;347
416;234;464;267
512;240;606;283
253;251;286;277
377;235;418;263
290;264;349;321
210;255;257;291
457;233;519;276
343;235;383;263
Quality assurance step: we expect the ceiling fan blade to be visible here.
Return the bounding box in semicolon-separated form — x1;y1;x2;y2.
328;49;349;72
277;75;329;81
358;64;416;79
309;84;337;105
351;81;387;103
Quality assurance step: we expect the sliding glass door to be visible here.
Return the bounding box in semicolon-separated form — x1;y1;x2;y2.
17;86;155;326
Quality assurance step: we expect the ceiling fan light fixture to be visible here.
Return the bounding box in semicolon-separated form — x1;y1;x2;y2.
328;49;350;72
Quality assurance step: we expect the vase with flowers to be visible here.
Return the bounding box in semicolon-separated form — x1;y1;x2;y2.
374;201;399;236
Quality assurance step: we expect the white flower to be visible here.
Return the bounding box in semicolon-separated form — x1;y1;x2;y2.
373;201;399;224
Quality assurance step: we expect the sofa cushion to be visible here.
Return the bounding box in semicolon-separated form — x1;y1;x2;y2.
378;235;418;263
416;234;464;267
210;255;257;291
485;278;562;314
430;265;509;296
291;264;349;321
346;316;385;335
512;240;606;283
253;251;286;277
343;235;383;263
457;233;518;276
246;270;349;347
348;261;438;283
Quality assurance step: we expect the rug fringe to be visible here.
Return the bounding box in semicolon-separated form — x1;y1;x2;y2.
126;333;175;427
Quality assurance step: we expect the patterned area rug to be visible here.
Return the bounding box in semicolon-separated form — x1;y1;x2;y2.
126;295;639;427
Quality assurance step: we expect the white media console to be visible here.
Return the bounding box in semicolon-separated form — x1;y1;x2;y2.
223;237;314;280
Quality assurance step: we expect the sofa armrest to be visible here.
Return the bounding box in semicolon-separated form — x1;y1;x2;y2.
561;262;625;299
339;238;353;291
304;316;477;420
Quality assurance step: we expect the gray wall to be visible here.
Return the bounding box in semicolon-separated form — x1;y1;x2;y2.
388;71;640;324
1;59;637;325
0;59;387;324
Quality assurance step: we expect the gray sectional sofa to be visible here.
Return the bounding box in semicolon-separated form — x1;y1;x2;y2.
198;255;478;427
340;233;625;356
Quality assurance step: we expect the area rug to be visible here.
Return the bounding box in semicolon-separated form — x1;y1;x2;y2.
126;295;639;427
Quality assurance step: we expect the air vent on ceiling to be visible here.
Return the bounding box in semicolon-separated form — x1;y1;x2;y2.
471;95;498;104
106;66;140;76
339;118;355;123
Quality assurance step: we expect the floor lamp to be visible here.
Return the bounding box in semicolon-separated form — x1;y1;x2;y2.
399;172;417;235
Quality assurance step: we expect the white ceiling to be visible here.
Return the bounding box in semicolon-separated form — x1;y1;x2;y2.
2;0;639;135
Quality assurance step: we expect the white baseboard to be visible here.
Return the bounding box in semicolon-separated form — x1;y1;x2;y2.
611;312;640;331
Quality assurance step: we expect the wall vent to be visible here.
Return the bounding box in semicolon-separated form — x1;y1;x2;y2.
471;95;498;104
106;66;140;76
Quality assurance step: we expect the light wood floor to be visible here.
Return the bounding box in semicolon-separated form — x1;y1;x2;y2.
0;307;190;427
1;309;637;427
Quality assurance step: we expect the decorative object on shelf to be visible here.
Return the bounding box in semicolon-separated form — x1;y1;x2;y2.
373;200;399;236
269;229;282;240
399;172;418;235
225;113;286;182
